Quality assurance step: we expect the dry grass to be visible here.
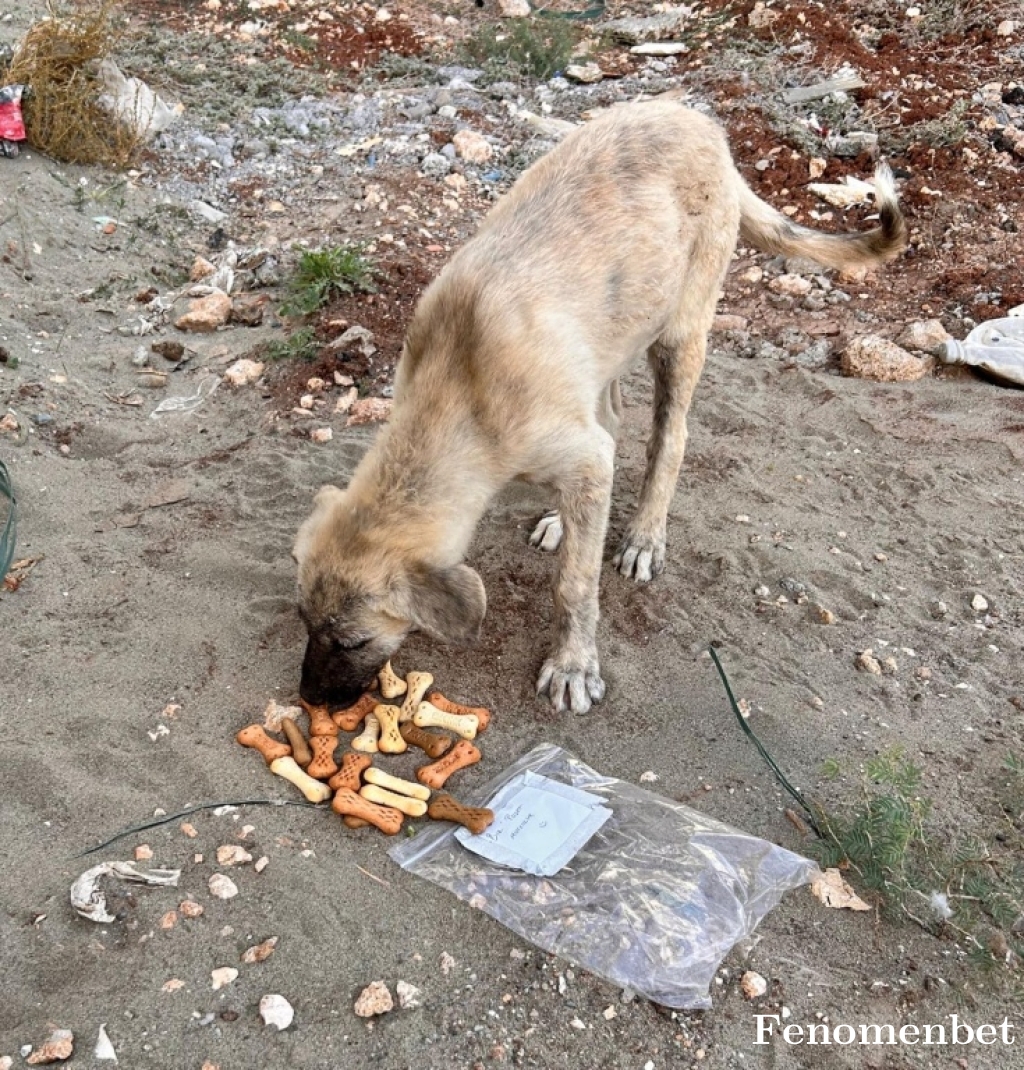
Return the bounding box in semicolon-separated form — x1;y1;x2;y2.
6;1;140;166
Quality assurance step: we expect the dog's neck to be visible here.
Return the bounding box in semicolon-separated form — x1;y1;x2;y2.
344;410;500;566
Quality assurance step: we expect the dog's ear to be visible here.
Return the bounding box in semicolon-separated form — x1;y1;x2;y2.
406;564;486;646
293;484;346;566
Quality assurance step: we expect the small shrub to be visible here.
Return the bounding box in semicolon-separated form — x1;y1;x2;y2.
280;245;377;318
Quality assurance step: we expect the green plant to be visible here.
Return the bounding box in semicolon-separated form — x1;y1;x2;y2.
264;326;319;362
280;245;378;318
462;19;579;81
811;748;1024;977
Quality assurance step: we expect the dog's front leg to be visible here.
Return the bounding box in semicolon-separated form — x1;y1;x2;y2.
536;437;614;714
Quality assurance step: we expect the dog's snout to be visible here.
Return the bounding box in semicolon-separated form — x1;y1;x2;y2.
298;635;380;706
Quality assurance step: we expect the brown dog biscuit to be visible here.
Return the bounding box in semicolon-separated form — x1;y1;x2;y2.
374;704;407;754
307;735;339;780
399;722;453;759
300;698;338;738
427;793;494;835
427;690;492;733
328;752;373;792
416;740;481;790
280;717;312;767
332;788;403;836
236;725;291;765
331;691;378;732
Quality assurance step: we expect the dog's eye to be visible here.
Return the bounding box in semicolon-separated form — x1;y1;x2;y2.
335;636;371;652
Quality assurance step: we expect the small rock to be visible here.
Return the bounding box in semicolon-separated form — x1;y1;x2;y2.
152;340;185;363
254;856;269;873
569;1017;586;1030
739;265;764;284
713;313;748;332
334;386;359;415
856;649;882;675
881;656;898;675
224;358;264;386
566;62;603;84
841;336;931;382
159;910;178;929
897;318;951;354
630;41;689;55
779;577;806;597
299;394;315;410
216;845;252;866
602;1005;617;1020
162;978;185;992
396;980;422;1009
929;600;948;619
996;19;1015;35
311;427;333;444
498;0;530;14
229;295;266;326
768;274;812;297
421;152;451;178
915;666;933;681
346;397;392;426
354;981;394;1017
179;900;204;918
971;593;989;613
440;951;457;975
740;971;767;999
175;291;232;333
26;1029;74;1065
754;584;771;598
639;771;659;783
603;8;691;44
306;377;326;393
211;967;238;990
808;603;836;625
189;200;227;225
190;256;216;281
327;324;376;357
134;844;153;861
242;937;278;964
453;129;493;165
260;994;294;1031
208;874;239;900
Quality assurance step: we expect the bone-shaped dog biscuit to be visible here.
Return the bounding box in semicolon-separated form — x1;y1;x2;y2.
351;713;381;753
269;756;332;803
374;704;407;754
378;661;408;699
416;740;481;790
299;699;338;738
399;722;453;759
427;793;494;835
360;784;428;817
328;752;373;792
363;766;431;801
237;725;291;765
413;701;478;740
399;671;434;723
307;735;339;780
280;717;312;767
332;787;403;835
332;691;377;732
427;690;492;733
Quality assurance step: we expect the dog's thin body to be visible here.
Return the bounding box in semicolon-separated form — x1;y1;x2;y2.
294;101;907;713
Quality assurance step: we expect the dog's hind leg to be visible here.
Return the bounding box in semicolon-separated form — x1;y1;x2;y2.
613;259;725;582
529;379;622;555
536;428;615;714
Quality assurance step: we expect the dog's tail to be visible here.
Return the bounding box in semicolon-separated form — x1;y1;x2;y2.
738;161;908;271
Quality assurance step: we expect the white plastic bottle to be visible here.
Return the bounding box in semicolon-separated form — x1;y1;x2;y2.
943;310;1024;387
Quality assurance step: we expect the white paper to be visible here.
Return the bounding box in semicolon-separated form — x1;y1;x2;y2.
456;771;612;876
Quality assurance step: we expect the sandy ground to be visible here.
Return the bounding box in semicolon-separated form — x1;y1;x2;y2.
3;1;1024;1067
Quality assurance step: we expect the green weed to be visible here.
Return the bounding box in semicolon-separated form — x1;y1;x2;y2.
462;19;579;82
280;245;377;319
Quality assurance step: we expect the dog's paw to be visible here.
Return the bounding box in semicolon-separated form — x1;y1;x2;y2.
536;655;605;715
612;531;666;583
529;510;563;553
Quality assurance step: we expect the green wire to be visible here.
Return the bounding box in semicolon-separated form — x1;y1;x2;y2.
708;645;824;836
0;459;16;581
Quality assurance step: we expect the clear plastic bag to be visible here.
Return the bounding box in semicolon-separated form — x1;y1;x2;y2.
391;743;817;1009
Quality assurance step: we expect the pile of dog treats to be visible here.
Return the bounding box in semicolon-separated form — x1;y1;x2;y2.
235;665;494;837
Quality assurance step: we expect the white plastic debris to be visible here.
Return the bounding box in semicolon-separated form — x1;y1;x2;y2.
260;994;294;1031
94;1024;117;1062
396;980;422;1009
97;59;183;140
71;862;181;923
929;891;954;920
942;317;1024;387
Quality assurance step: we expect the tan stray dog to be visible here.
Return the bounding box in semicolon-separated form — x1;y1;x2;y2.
294;101;907;714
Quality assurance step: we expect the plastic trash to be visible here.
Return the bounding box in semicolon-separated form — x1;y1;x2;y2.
97;60;182;142
942;311;1024;387
0;83;27;157
149;375;220;419
391;743;817;1009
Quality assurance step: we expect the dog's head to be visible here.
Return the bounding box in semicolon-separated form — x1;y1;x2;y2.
293;485;486;705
